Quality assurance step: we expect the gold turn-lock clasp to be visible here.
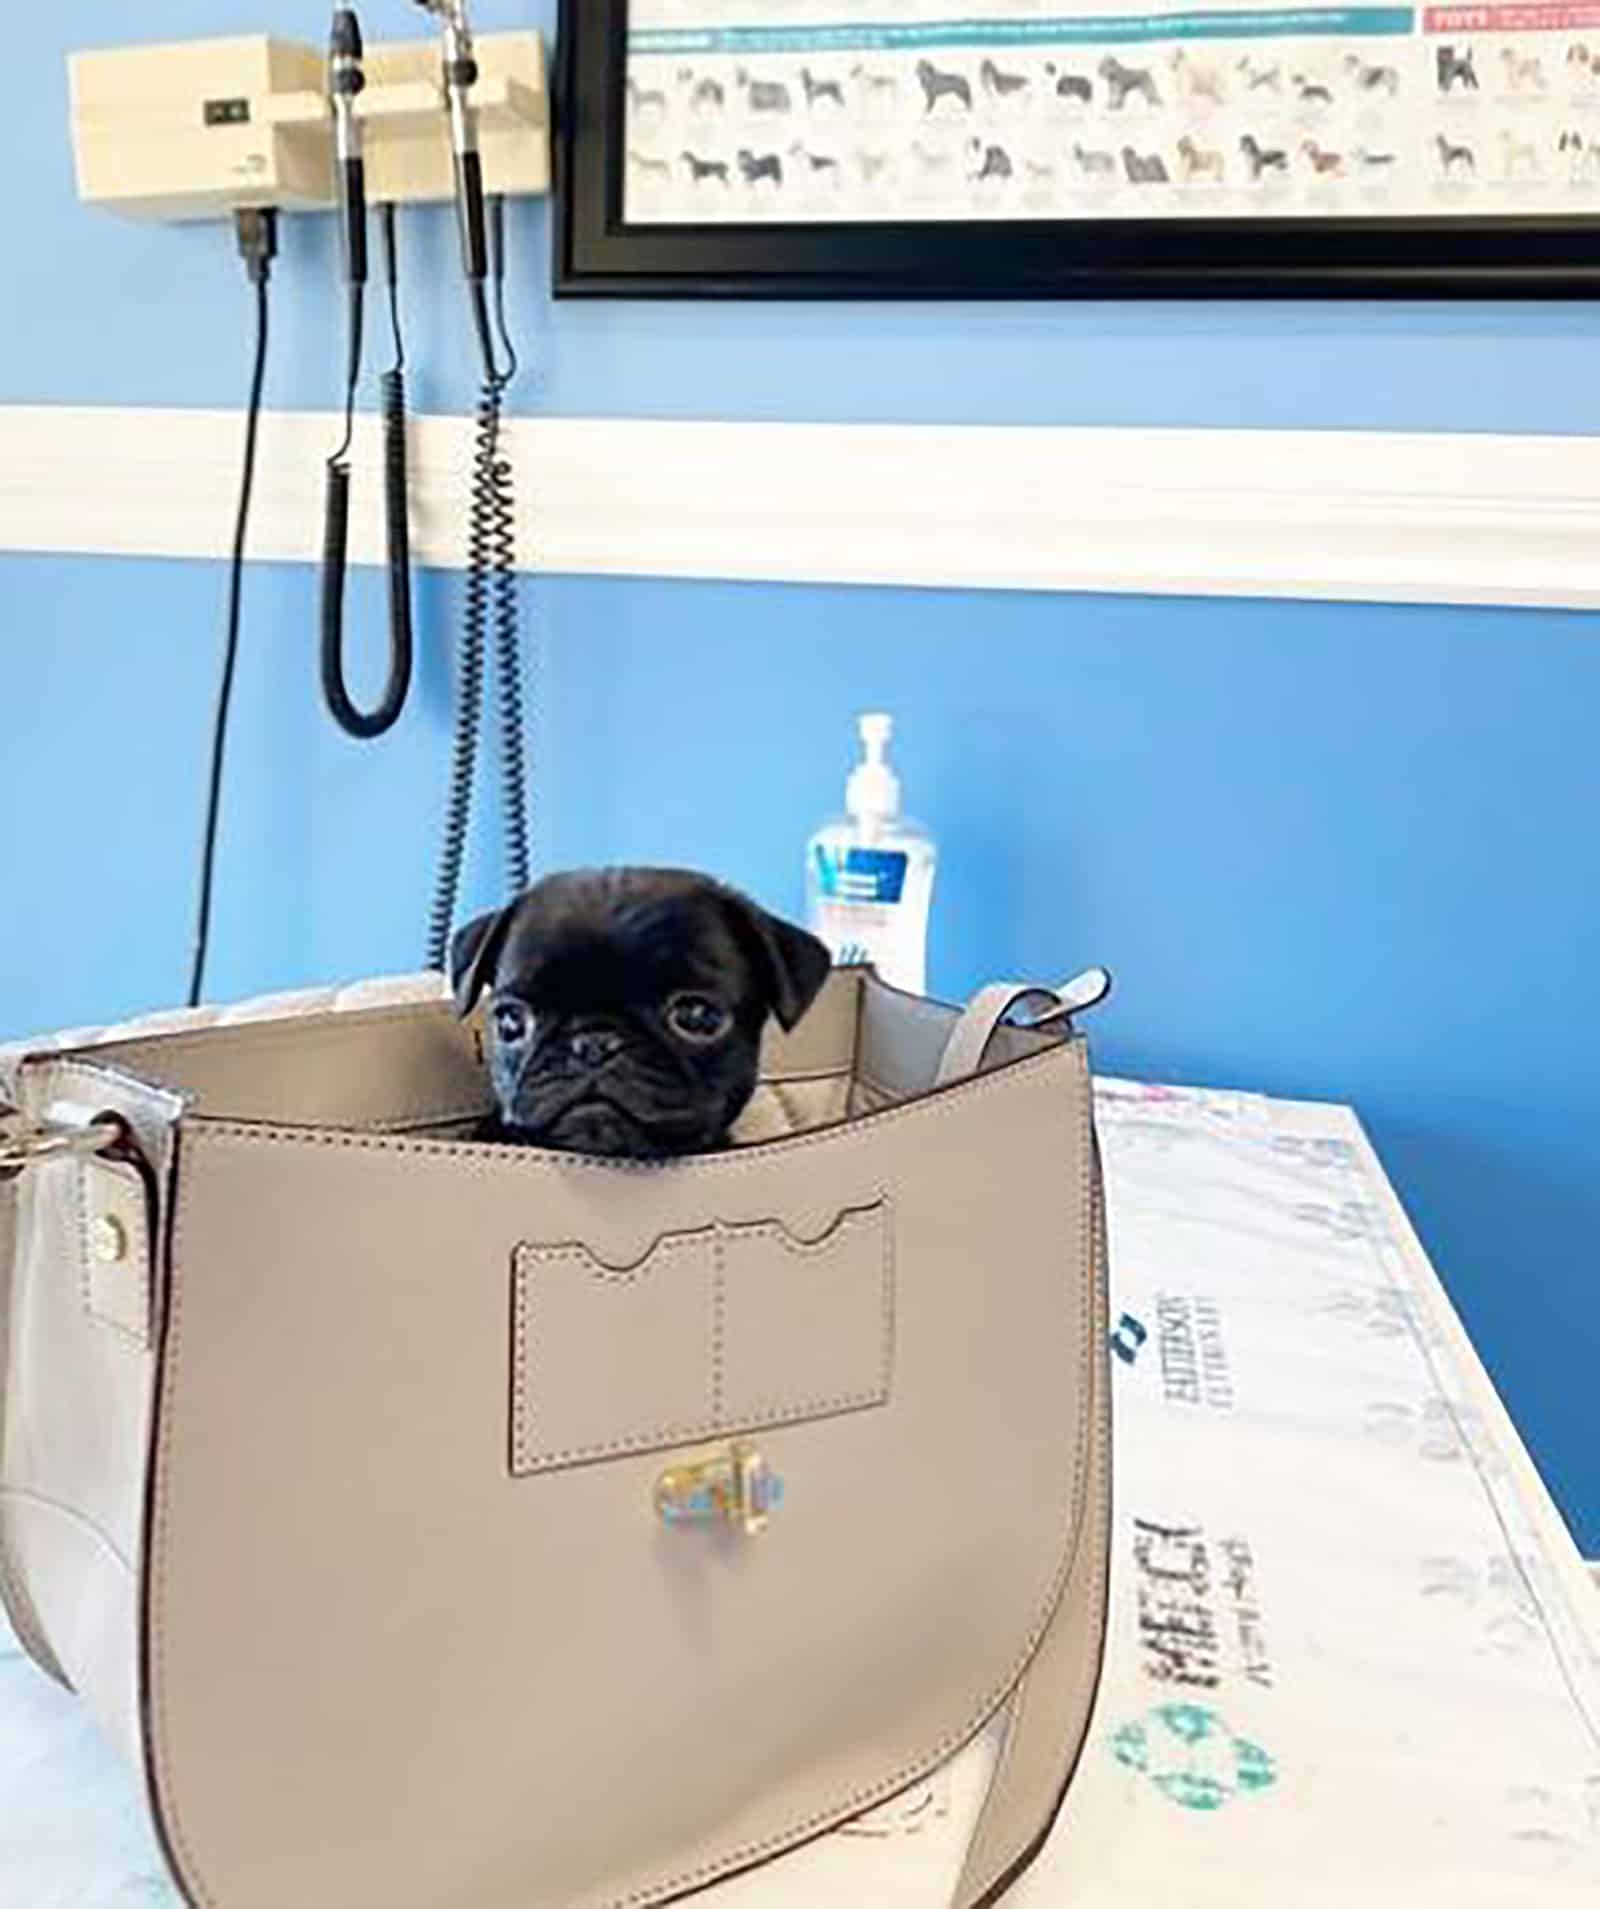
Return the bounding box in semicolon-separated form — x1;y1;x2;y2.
655;1442;784;1538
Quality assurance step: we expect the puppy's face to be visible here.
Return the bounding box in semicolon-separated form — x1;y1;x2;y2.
451;869;832;1160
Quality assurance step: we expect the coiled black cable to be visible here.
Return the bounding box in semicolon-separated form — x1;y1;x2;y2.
320;212;414;741
426;196;531;970
489;199;530;897
379;209;415;688
425;601;488;973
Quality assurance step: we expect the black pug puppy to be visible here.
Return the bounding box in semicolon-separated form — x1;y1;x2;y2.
450;868;833;1159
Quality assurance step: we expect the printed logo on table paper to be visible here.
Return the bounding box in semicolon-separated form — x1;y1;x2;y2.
1132;1516;1275;1694
1117;1514;1279;1807
1154;1292;1235;1410
1111;1703;1278;1812
1110;1312;1150;1365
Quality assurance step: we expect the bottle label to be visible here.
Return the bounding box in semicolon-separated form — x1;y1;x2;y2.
814;846;909;906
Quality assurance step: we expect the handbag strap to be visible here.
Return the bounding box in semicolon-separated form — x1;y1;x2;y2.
0;1133;16;1297
0;1108;73;1683
0;1103;24;1442
945;1001;1114;1906
935;968;1112;1088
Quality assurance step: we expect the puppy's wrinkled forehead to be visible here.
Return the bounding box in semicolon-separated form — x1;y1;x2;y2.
497;871;746;1011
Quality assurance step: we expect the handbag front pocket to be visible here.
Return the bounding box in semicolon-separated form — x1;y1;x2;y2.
510;1198;893;1476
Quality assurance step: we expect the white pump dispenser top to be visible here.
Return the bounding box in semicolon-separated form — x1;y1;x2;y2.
846;713;902;824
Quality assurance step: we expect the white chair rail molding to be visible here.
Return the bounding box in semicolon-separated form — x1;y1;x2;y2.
3;407;1600;610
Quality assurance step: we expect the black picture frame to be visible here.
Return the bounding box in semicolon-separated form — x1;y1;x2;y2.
555;0;1600;299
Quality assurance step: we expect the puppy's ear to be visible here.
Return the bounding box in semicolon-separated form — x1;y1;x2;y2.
449;905;515;1017
720;889;833;1033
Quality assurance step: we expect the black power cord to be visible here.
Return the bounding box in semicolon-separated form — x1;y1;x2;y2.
187;208;277;1009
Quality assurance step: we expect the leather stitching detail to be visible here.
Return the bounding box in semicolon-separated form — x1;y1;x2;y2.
955;1129;1112;1907
510;1205;894;1476
147;1136;215;1905
711;1230;725;1424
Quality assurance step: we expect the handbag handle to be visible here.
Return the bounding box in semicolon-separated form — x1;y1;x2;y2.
935;968;1112;1089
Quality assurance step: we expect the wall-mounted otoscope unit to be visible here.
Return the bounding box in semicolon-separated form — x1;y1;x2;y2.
67;23;548;220
67;10;549;1002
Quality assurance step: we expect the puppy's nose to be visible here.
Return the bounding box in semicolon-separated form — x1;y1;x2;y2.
568;1026;624;1071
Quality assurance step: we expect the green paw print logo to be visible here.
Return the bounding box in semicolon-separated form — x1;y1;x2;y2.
1112;1703;1277;1813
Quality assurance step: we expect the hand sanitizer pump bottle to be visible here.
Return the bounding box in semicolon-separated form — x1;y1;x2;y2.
806;713;938;995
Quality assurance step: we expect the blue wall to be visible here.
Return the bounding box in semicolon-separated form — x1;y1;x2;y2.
2;2;1597;1551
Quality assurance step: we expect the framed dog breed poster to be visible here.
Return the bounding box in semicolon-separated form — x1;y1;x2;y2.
556;0;1600;295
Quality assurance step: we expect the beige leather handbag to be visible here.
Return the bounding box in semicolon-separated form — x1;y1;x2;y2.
0;965;1111;1909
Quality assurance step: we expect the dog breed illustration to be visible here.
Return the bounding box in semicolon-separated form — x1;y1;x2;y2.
1237;56;1282;93
1073;141;1116;179
736;70;793;114
857;149;892;184
1353;145;1397;169
1559;129;1600;178
980;57;1031;102
1293;73;1334;105
1099;55;1161;109
1500;48;1546;90
736;148;784;187
851;64;899;104
1239;133;1288;180
911;139;955;174
1026;157;1058;182
1046;64;1094;104
626;77;668;119
677;70;726;114
971;141;1015;183
681;150;730;186
1122;146;1169;184
1499;130;1539;177
1177;134;1224;182
800;67;845;110
1436;45;1478;92
1435;132;1475;176
917;60;974;113
790;143;841;181
1170;49;1226;103
626;149;670;181
1301;139;1344;176
1344;54;1400;95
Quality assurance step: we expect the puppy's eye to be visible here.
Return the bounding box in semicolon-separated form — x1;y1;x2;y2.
666;994;731;1044
493;1002;533;1045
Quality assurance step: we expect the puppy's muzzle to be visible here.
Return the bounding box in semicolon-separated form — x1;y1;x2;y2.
568;1026;625;1071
